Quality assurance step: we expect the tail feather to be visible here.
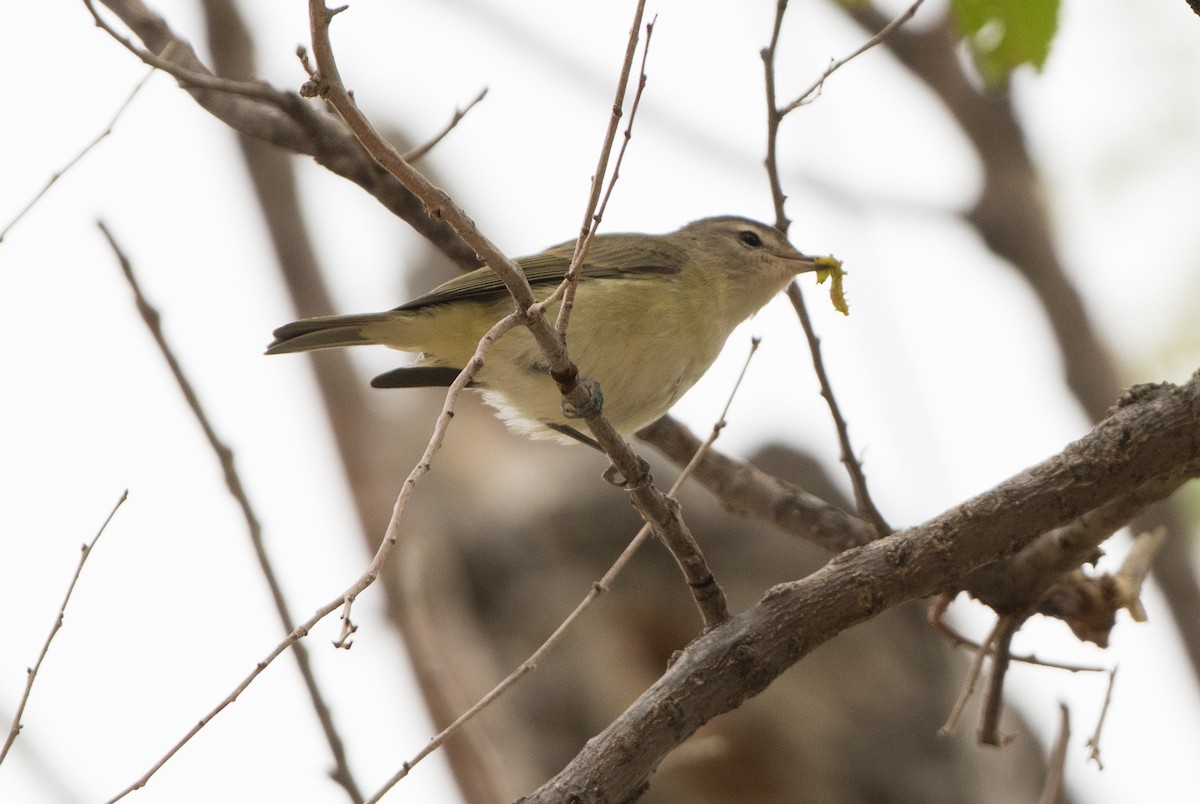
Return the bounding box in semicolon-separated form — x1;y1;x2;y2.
265;313;392;355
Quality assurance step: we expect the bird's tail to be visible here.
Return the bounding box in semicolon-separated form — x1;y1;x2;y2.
265;313;394;355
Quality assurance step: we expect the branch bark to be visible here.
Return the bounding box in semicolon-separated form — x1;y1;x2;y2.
524;372;1200;801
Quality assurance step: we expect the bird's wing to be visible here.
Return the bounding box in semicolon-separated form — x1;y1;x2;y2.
394;234;684;312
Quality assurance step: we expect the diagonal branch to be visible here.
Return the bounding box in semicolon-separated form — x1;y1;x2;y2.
523;370;1200;801
90;0;481;270
638;415;878;552
0;492;127;765
303;0;729;628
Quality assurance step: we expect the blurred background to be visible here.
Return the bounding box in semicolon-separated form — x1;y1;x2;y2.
2;0;1199;801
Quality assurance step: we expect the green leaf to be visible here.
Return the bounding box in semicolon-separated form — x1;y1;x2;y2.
949;0;1060;84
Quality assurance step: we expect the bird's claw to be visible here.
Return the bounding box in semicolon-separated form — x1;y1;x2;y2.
603;456;651;489
561;376;604;419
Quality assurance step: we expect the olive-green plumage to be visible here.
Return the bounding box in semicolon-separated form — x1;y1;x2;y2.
267;216;818;443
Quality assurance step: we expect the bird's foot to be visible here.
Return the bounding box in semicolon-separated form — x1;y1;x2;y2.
603;456;652;489
561;376;603;419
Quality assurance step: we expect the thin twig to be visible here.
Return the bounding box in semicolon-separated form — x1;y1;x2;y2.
367;334;765;801
928;598;1107;673
1037;703;1071;804
402;87;488;162
0;491;127;765
333;312;522;645
1086;666;1117;769
978;613;1023;745
760;0;790;221
85;0;288;105
762;0;891;536
1114;526;1167;622
0;71;151;243
97;221;365;801
637;415;879;552
367;520;652;803
550;11;654;337
787;283;892;534
779;0;925;114
939;615;1004;737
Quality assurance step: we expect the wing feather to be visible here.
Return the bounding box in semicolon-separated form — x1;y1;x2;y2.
394;234;684;312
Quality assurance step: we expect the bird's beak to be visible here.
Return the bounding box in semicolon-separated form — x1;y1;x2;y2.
782;252;821;273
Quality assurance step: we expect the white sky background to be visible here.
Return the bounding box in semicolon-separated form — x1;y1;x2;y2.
2;0;1199;802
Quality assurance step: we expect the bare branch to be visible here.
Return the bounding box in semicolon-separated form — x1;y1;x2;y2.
779;0;925;114
978;614;1023;745
638;416;878;552
550;13;655;338
939;615;1004;738
369;337;763;800
929;601;1107;673
0;70;150;244
1086;667;1117;769
103;304;519;803
1037;704;1071;804
100;184;364;803
303;0;728;628
0;491;126;765
785;282;892;535
403;87;488;163
964;467;1191;621
762;1;891;536
524;372;1200;801
90;0;481;269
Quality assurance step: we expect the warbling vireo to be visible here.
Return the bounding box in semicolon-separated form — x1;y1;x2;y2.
267;216;827;445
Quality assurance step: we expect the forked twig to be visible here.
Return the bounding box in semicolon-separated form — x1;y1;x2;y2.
780;0;925;113
928;596;1107;673
762;0;911;536
85;0;288;105
978;613;1023;745
939;616;1004;737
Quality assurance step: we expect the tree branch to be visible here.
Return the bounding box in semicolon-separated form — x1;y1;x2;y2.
638;416;877;552
302;0;728;628
523;371;1200;801
762;0;896;536
90;0;481;270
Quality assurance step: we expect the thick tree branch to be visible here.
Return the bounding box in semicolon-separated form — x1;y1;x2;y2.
524;371;1200;801
963;466;1191;616
846;3;1200;682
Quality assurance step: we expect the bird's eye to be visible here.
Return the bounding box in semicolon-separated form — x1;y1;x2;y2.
738;230;764;248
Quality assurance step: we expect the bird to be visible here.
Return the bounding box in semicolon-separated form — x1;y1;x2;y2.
266;215;822;446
